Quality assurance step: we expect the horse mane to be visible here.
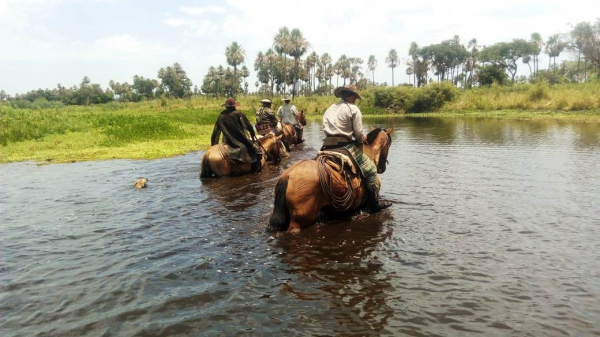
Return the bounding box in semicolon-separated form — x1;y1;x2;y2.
366;128;382;145
258;133;274;143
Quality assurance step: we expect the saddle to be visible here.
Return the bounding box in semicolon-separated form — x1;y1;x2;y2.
316;148;359;176
316;148;362;211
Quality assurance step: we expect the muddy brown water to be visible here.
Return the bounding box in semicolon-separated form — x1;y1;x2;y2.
1;117;599;336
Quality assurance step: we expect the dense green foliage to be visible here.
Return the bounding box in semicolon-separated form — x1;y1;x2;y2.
360;82;458;113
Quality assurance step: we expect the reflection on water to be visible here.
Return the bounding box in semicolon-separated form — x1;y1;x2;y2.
1;116;599;336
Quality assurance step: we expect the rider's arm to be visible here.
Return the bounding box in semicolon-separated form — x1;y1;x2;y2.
351;106;365;144
241;114;257;140
210;120;221;146
268;113;278;126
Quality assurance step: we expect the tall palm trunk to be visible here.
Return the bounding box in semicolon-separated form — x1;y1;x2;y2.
577;52;581;82
293;58;299;98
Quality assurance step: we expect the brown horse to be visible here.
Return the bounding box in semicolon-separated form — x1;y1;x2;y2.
269;127;394;233
279;110;306;148
200;134;283;178
298;110;307;126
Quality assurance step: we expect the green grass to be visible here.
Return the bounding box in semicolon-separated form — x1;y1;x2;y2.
1;85;599;164
442;82;600;112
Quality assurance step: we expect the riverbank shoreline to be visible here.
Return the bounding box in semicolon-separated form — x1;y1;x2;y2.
1;109;598;164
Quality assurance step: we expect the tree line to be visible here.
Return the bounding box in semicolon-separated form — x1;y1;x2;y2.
1;19;598;107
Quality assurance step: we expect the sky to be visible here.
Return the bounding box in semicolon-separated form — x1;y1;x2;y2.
0;0;599;95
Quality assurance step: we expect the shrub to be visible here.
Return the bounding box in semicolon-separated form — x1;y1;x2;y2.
528;83;550;102
409;82;457;113
570;97;595;111
555;98;568;110
361;82;457;113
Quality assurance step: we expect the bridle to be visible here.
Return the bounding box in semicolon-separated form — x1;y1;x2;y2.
256;136;279;164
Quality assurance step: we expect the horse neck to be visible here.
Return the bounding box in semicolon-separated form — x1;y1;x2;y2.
364;135;384;163
259;137;276;154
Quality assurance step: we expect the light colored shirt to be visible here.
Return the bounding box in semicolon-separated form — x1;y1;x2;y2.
322;99;365;143
277;103;299;125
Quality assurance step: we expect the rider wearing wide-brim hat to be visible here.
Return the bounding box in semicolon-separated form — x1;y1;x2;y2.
321;84;391;212
277;94;304;143
212;98;263;173
255;98;278;136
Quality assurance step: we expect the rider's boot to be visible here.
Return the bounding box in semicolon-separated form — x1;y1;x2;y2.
297;128;304;143
254;153;263;173
281;136;292;151
365;182;392;213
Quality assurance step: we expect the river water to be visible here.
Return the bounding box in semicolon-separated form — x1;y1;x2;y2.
1;117;599;336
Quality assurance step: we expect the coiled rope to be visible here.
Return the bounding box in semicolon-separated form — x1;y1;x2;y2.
317;155;354;211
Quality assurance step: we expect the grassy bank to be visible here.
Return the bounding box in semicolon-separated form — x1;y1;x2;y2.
1;84;599;164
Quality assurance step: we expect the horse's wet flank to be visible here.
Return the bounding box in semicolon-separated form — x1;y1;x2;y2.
1;117;600;336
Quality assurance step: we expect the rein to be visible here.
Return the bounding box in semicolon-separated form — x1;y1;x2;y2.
256;138;276;163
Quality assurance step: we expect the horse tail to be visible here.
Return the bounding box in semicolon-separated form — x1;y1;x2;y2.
269;175;290;231
200;152;213;178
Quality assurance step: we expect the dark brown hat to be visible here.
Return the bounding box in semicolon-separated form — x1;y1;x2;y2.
334;85;362;99
221;98;240;107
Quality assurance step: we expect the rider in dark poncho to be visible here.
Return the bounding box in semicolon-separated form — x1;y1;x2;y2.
211;98;262;173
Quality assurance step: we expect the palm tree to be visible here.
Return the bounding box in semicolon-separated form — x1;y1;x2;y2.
530;33;543;79
467;39;478;87
273;27;291;93
321;53;333;94
405;66;414;86
225;41;246;97
288;28;310;98
570;22;594;82
522;55;532;79
546;34;567;81
240;65;250;95
386;49;399;86
306;51;319;93
408;42;419;87
367;55;377;84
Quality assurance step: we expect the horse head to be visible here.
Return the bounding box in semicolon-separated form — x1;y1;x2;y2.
258;134;283;164
366;127;394;174
297;110;307;126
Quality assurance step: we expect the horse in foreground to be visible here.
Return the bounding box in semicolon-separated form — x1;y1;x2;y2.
200;134;283;178
269;127;394;232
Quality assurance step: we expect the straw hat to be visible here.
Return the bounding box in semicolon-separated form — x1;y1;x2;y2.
334;85;362;99
260;99;272;104
282;94;292;101
221;98;240;107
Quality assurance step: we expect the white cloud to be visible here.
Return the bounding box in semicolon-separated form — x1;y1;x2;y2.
162;17;218;38
163;17;186;27
95;35;173;56
180;5;225;16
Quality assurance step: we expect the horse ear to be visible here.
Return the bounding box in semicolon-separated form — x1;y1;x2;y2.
385;126;395;135
369;126;376;131
276;134;283;140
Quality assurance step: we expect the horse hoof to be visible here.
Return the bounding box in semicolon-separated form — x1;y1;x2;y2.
134;177;148;188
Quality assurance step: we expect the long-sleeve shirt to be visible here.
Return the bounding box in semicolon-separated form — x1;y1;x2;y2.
211;109;257;163
256;107;277;127
322;99;365;143
277;103;299;125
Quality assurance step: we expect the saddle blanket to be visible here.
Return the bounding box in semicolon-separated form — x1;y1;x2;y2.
317;150;359;176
